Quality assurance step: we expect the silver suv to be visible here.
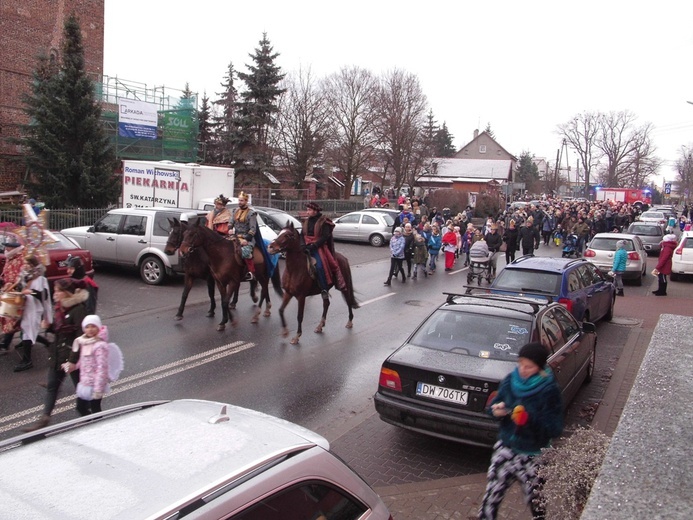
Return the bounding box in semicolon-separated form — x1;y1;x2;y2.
0;400;392;519
62;207;207;285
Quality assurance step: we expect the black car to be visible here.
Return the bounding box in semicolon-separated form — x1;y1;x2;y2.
374;292;597;447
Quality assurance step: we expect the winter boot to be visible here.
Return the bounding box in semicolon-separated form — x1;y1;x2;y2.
616;289;624;297
244;258;256;281
13;340;33;372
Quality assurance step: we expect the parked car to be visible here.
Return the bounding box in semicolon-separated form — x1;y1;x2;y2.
671;230;693;281
584;232;648;285
0;230;94;288
490;256;615;323
637;210;667;228
374;292;597;447
253;206;303;234
0;400;392;519
61;207;207;285
626;222;664;255
333;211;394;247
362;207;401;220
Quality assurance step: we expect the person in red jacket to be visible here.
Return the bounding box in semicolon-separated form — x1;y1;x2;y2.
442;223;458;271
652;233;677;296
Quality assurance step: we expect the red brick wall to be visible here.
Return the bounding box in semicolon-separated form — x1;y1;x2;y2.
0;0;104;192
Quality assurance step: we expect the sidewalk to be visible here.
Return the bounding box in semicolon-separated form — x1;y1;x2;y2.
375;282;691;520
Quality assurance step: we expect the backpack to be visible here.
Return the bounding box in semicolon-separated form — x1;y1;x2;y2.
107;342;124;382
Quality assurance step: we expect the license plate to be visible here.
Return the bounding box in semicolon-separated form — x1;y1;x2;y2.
416;382;468;405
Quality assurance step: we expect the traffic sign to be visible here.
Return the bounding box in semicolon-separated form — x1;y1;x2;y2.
665;183;671;194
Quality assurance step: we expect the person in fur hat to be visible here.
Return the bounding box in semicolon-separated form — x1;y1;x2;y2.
206;194;232;236
64;315;109;416
23;278;89;432
479;342;563;520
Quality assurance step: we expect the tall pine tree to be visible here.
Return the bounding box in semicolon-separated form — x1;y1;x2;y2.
435;123;456;157
197;92;213;162
20;13;118;208
236;33;285;182
211;62;241;166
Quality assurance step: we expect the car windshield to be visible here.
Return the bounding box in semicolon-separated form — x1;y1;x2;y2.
590;238;634;251
630;225;661;236
408;309;531;360
641;212;663;219
492;269;561;295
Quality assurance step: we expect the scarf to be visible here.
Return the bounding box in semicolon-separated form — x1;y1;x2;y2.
509;366;555;398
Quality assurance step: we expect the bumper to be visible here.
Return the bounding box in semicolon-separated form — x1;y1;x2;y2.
596;264;643;280
373;391;498;447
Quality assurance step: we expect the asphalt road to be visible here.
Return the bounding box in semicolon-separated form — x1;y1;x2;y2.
0;240;644;483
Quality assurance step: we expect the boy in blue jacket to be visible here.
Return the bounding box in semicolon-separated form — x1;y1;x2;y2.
479;342;563;520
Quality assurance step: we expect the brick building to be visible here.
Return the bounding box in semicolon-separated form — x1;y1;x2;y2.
0;0;104;193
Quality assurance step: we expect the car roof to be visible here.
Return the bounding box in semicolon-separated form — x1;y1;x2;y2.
441;291;555;317
0;400;328;519
504;255;587;273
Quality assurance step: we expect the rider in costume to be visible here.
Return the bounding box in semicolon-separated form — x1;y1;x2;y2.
301;202;347;295
0;240;26;352
229;192;260;281
206;194;232;236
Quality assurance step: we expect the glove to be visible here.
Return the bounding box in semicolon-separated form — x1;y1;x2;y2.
511;405;529;426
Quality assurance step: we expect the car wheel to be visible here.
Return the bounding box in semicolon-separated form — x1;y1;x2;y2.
369;234;385;247
584;341;596;384
140;256;166;285
604;295;614;322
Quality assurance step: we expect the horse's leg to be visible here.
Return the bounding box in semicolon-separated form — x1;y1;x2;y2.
292;296;306;345
315;291;330;334
206;275;216;318
261;273;272;318
229;285;239;310
216;281;232;331
227;281;239;328
279;292;293;338
251;278;263;324
175;274;194;320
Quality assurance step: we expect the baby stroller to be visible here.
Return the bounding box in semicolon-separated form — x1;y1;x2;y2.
562;233;579;258
467;240;495;285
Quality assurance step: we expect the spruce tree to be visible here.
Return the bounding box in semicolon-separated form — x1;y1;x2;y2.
20;13;118;208
236;33;286;179
211;62;240;166
198;92;213;162
435;123;457;157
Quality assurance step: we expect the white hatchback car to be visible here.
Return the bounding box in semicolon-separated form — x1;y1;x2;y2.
0;400;392;520
584;232;648;285
671;231;693;280
637;211;667;228
333;211;394;247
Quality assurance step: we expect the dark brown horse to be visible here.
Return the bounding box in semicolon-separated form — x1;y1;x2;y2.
164;218;253;320
180;220;283;330
267;222;358;345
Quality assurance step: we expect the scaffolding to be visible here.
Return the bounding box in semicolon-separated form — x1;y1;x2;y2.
95;76;201;163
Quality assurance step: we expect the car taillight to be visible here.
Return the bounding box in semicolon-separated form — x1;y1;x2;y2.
379;368;402;392
558;297;573;312
485;390;498;408
583;249;595;257
676;240;685;255
627;252;640;260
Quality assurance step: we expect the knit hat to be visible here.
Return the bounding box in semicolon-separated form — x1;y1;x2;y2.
306;201;322;212
66;255;83;269
663;234;677;242
616;240;627;249
394;227;402;234
518;342;549;369
82;315;102;331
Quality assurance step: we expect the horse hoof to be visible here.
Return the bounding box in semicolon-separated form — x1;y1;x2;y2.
282;329;290;338
206;312;214;318
216;324;226;331
229;304;236;310
263;310;271;318
290;337;300;345
174;315;183;321
345;321;353;329
314;326;323;334
251;317;259;324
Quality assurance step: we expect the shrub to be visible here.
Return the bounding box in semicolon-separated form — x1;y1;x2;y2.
425;189;469;216
535;426;610;519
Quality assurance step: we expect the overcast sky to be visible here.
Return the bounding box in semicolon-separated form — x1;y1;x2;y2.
104;0;693;186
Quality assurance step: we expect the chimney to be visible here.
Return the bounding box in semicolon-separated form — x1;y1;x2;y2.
473;129;479;139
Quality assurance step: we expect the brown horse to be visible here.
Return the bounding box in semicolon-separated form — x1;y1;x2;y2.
267;222;358;345
164;218;253;320
179;220;283;330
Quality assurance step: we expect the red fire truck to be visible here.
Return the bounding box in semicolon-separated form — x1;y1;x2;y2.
595;188;651;208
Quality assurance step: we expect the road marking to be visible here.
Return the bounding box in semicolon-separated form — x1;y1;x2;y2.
360;293;397;306
0;341;255;433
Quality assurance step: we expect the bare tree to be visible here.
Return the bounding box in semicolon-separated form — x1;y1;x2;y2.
371;69;428;193
675;145;693;200
618;134;662;187
272;67;330;189
322;66;379;199
557;112;601;191
596;110;655;187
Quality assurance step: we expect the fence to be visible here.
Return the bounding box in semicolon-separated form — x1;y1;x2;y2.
0;200;366;231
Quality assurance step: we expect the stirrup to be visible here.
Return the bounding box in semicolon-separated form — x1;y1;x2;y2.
245;272;255;281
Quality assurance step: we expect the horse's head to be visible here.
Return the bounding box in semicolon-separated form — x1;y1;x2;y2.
268;222;300;254
179;219;204;257
164;218;184;256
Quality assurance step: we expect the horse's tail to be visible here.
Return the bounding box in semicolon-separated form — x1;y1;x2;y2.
336;253;359;309
271;262;284;297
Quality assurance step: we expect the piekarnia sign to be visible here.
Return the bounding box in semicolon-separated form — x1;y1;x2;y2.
123;167;188;192
118;98;158;140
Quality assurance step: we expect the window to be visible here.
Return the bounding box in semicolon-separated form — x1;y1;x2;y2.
93;214;121;233
232;481;367;520
567;270;582;292
553;307;580;339
122;216;146;236
362;215;378;225
479;145;487;153
338;214;361;225
153;212;179;236
540;311;565;352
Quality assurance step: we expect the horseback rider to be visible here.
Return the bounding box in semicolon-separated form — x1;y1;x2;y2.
206;194;232;236
229;191;259;281
301;202;347;296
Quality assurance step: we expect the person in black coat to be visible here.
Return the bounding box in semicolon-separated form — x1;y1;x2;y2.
503;220;519;264
484;225;503;275
518;219;537;256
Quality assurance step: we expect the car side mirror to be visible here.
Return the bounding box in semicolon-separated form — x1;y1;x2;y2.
581;321;597;333
87;226;95;233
